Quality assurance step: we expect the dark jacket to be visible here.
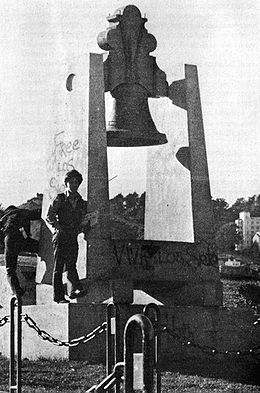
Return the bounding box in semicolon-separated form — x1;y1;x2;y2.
46;192;88;233
0;208;42;236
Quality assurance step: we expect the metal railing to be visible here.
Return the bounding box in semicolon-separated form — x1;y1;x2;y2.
86;362;124;393
124;314;154;393
4;299;259;393
106;303;120;373
143;303;161;393
9;296;22;393
106;303;121;393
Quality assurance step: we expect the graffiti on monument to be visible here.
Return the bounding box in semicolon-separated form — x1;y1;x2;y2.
112;240;218;271
46;130;81;200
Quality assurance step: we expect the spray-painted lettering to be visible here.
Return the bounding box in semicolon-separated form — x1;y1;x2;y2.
47;131;80;172
112;242;218;270
46;131;81;200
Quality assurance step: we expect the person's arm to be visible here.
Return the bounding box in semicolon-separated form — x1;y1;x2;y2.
46;197;61;231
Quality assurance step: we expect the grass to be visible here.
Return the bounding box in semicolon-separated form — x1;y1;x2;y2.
0;356;259;392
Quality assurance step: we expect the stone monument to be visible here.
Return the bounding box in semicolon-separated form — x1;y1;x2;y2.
0;5;225;362
34;4;222;307
82;4;222;307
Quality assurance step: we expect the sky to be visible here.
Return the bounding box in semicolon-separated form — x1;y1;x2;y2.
0;0;260;208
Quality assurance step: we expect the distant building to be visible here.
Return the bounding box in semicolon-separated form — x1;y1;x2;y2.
235;211;260;250
252;232;260;246
224;258;240;267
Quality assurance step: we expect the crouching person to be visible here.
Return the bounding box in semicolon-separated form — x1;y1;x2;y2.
0;205;41;297
46;169;90;304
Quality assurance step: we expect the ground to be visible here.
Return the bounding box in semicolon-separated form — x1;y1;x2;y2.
0;356;259;392
0;255;260;391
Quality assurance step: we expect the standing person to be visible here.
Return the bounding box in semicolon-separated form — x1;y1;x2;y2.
46;169;89;304
0;205;41;297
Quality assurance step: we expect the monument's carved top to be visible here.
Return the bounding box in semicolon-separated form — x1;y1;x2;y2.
97;4;167;97
106;5;147;24
97;4;168;147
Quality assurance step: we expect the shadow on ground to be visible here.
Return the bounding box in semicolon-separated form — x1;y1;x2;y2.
161;357;260;386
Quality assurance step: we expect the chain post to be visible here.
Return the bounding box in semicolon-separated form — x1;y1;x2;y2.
124;314;154;393
143;303;162;393
17;297;22;393
106;303;120;373
106;303;120;393
9;296;22;393
10;297;15;393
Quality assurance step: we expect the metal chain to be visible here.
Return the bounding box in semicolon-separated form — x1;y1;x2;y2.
0;315;10;327
162;325;260;359
23;314;107;347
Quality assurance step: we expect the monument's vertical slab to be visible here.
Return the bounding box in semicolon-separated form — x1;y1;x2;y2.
87;53;110;240
145;64;214;245
37;55;89;289
144;101;194;242
185;64;214;243
86;53;113;280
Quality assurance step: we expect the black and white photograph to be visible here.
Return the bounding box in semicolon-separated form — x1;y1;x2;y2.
0;1;259;391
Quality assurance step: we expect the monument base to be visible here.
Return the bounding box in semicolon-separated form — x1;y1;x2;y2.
36;280;134;305
136;279;223;306
0;301;258;364
36;277;222;307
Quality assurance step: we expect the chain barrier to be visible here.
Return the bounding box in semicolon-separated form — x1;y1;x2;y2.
161;324;260;360
0;314;9;327
3;309;260;358
23;314;107;347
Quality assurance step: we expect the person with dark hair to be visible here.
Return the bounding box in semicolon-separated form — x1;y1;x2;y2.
0;205;41;297
46;169;89;304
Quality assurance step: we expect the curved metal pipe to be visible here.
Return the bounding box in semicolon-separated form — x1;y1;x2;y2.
124;314;154;393
143;303;161;393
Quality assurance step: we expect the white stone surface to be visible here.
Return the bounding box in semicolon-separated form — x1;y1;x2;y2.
38;54;90;285
145;99;194;242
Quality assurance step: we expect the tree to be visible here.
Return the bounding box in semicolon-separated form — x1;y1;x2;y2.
109;192;145;239
110;193;126;216
212;198;230;231
229;197;249;221
249;195;260;217
215;222;241;252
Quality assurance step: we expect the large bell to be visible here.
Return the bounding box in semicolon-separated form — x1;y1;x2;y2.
107;83;168;147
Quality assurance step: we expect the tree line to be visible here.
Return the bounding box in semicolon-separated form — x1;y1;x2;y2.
1;192;260;253
112;193;260;252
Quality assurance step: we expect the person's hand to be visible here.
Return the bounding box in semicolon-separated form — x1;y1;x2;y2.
54;224;62;232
